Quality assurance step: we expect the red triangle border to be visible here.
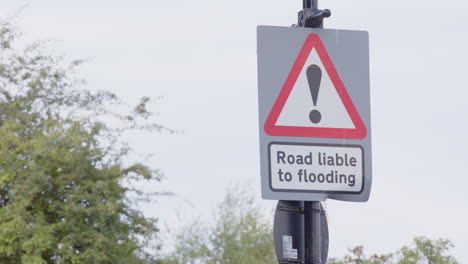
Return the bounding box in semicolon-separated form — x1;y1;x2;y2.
264;33;367;139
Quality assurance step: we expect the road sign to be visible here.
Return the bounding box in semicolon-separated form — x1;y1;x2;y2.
257;26;372;202
264;33;366;139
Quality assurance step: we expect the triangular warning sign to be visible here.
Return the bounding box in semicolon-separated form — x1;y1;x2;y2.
264;33;367;139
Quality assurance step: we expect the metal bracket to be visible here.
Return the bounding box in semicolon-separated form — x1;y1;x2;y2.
277;205;304;214
277;204;326;215
296;0;331;28
279;260;303;264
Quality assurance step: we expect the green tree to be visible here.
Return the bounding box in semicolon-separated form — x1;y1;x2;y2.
328;237;458;264
396;237;458;264
328;245;392;264
0;20;166;263
163;186;276;264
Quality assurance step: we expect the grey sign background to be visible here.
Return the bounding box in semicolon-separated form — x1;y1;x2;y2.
257;26;372;202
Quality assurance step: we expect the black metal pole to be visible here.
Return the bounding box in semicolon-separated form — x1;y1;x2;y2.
311;201;322;264
304;0;318;9
303;3;322;262
311;0;318;9
304;201;321;264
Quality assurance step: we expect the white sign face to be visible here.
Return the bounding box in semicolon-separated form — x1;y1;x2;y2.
275;46;355;129
269;143;363;193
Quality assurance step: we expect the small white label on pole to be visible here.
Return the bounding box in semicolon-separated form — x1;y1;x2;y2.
282;235;298;260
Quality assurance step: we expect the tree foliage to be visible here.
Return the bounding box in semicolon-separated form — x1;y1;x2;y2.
163;186;276;264
161;184;459;264
395;237;458;264
328;237;458;264
328;245;392;264
0;20;165;263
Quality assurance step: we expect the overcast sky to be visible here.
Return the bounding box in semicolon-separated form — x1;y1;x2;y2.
2;0;468;262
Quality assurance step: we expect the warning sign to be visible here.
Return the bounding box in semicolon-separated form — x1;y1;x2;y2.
257;26;372;202
269;143;363;193
264;33;366;139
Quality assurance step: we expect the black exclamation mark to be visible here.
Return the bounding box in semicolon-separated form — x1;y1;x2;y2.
306;64;322;124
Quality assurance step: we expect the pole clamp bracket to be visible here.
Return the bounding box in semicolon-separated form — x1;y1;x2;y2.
297;8;331;28
277;204;326;216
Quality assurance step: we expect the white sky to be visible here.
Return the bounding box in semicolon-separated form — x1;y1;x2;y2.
2;0;468;262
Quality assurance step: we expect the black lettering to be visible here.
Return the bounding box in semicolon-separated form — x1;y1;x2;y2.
277;151;286;164
298;170;303;182
350;157;357;167
296;155;304;165
318;173;325;183
284;172;293;182
278;169;285;182
303;170;309;182
336;153;343;166
339;174;347;184
287;155;295;164
326;170;334;183
305;153;313;165
308;172;316;183
348;175;356;187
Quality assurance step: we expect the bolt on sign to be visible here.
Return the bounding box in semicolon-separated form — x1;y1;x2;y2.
257;26;372;202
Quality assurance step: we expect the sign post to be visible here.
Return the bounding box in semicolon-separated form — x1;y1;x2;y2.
257;1;372;263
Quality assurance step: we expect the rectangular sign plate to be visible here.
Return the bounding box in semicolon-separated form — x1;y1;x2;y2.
269;143;364;193
257;26;372;202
